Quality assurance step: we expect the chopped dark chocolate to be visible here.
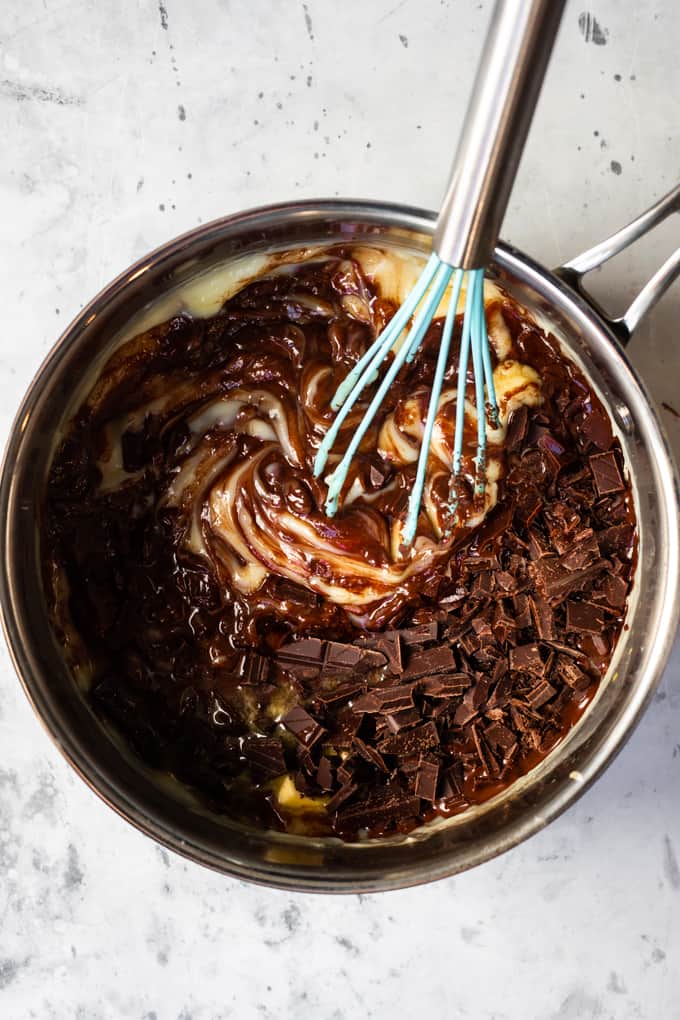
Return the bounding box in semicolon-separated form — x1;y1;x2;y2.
356;631;404;675
334;787;422;833
510;643;545;676
414;759;440;803
526;679;557;708
316;756;334;791
565;600;606;634
378;721;440;756
398;621;439;645
353;735;389;772
402;644;456;680
589;451;625;496
282;705;326;748
529;595;556;640
352;681;416;714
242;736;287;780
384;707;422;733
326;782;359;814
421;673;471;698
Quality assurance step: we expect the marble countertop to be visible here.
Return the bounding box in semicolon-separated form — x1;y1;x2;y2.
2;1;679;1016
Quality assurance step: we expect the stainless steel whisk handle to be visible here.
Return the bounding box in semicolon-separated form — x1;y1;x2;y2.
434;0;566;270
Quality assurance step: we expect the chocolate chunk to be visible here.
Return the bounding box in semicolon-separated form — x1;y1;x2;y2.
353;736;388;772
324;640;386;674
282;704;326;748
529;556;606;603
276;638;385;679
526;679;556;708
315;680;365;707
242;736;286;780
369;464;386;488
598;524;634;557
509;643;545;676
598;573;629;610
561;531;599;572
356;632;403;675
331;705;364;751
274;638;324;679
384;707;422;733
552;655;587;691
397;621;439;645
421;673;471;698
527;529;551;561
512;593;532;629
236;652;270;684
402;644;456;680
505;405;529;451
589;451;625;496
576;403;613;451
334;787;421;832
529;595;555;640
484;720;517;754
495;570;518;593
326;782;359;814
378;721;440;756
471;724;499;778
465;676;492;712
453;701;478;727
439;770;467;808
565;600;606;634
316;756;334;791
414;760;440;803
352;681;416;714
336;759;357;785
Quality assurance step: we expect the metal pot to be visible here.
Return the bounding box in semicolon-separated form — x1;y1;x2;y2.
2;193;679;892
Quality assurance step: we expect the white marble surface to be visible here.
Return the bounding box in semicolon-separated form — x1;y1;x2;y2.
2;1;680;1016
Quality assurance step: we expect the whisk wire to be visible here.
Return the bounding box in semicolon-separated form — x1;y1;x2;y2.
319;259;454;515
470;272;488;499
402;267;465;545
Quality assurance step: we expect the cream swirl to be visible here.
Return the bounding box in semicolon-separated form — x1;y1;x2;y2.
93;248;543;626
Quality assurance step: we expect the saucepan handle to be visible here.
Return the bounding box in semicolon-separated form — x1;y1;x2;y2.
555;182;680;346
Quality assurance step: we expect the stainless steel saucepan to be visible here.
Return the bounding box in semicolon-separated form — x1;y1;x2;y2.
1;190;679;892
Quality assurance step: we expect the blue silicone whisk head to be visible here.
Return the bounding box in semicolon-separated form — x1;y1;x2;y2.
313;256;499;545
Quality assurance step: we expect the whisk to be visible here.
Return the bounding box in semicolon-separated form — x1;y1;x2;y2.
314;0;566;543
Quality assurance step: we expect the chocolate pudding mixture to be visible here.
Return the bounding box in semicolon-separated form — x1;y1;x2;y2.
44;248;636;840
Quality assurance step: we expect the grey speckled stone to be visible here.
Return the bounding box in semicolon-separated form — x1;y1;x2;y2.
1;1;679;1017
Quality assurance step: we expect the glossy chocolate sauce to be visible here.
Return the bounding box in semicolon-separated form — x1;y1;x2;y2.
44;248;636;840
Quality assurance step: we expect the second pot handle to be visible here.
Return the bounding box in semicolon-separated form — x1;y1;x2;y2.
556;182;680;346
